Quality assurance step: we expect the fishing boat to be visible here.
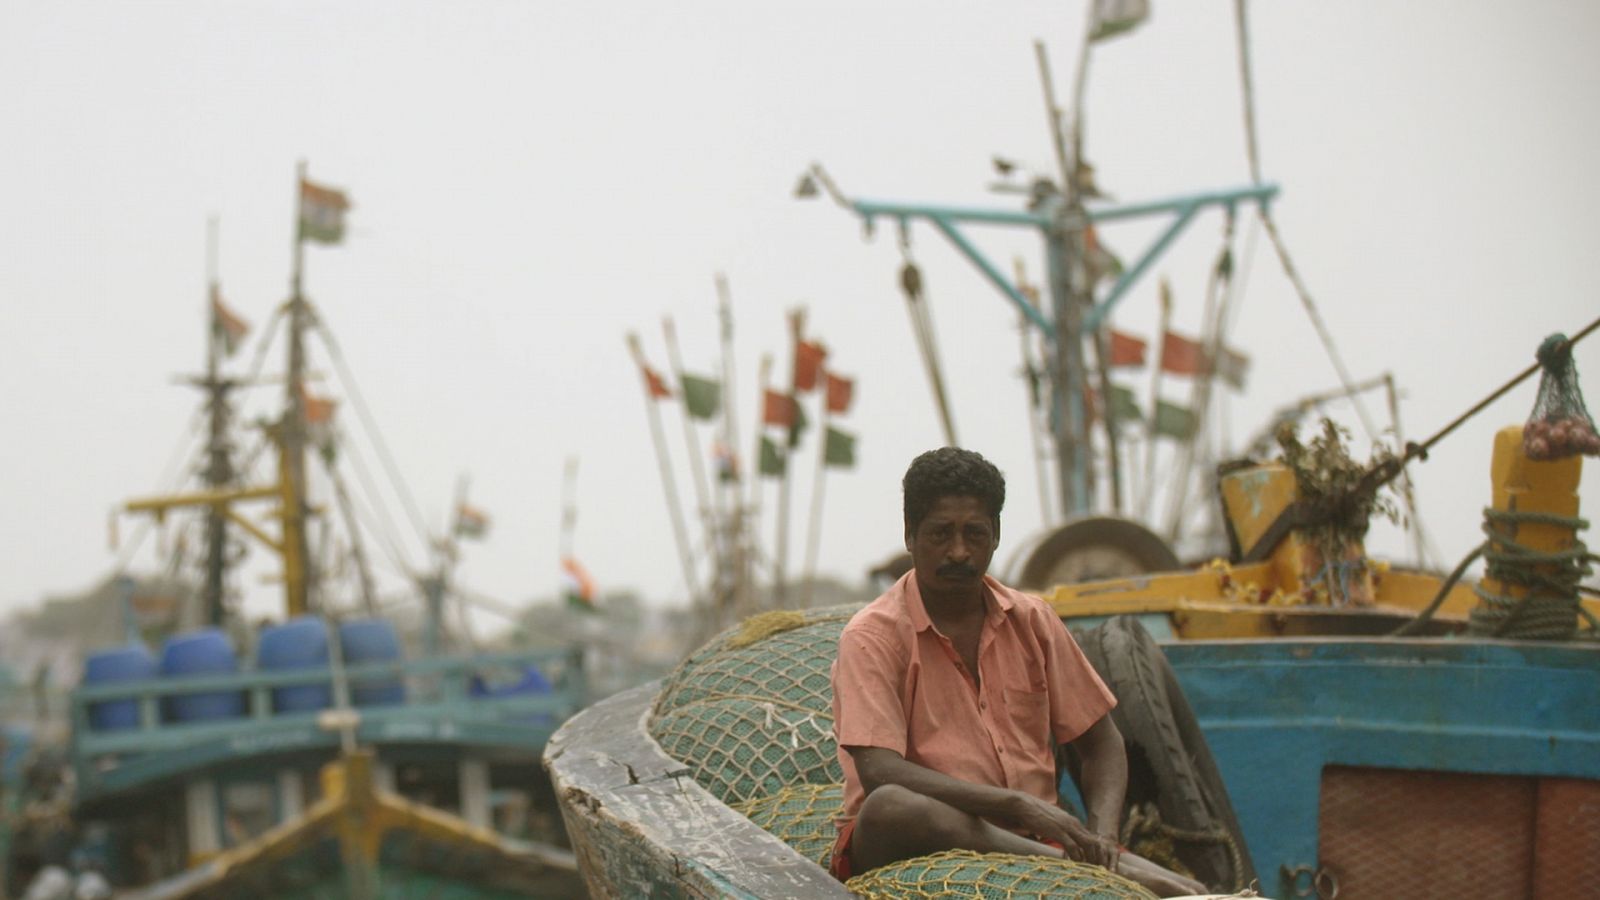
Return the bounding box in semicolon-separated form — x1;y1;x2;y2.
548;366;1600;898
21;169;589;899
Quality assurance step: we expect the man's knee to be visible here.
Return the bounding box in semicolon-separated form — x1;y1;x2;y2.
856;785;971;850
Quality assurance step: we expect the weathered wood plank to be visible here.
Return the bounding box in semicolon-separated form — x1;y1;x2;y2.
545;681;852;899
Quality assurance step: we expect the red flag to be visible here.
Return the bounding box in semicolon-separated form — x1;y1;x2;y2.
762;389;796;428
641;365;671;399
1108;330;1146;368
793;340;827;392
825;373;854;414
1160;330;1206;376
301;386;337;424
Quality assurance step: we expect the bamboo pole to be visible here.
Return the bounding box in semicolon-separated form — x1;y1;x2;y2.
627;333;702;611
802;374;832;608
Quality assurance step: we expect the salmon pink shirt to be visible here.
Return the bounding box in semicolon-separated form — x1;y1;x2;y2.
831;572;1115;826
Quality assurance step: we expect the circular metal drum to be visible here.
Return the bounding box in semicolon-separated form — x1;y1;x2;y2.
1005;516;1180;592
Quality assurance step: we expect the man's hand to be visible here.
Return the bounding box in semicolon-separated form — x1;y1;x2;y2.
1007;793;1119;870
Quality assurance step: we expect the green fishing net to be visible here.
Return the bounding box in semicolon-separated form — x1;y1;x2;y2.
651;695;841;805
730;782;843;868
845;850;1158;900
653;607;855;719
647;606;853;805
1524;333;1600;460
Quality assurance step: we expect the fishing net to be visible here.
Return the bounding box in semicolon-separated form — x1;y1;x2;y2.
653;607;855;719
729;782;843;868
1523;333;1600;460
647;606;854;805
844;849;1158;900
651;695;841;804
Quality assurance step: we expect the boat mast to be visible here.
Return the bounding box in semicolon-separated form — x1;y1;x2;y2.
200;217;238;625
279;160;317;617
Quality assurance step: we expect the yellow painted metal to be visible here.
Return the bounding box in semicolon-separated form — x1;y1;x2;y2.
277;438;310;618
124;484;280;516
1372;567;1477;617
1044;543;1483;639
165;750;537;897
1219;459;1377;605
121;435;310;614
1480;425;1584;614
1218;464;1296;553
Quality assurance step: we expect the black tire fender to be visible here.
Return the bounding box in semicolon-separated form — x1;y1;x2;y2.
1074;615;1257;891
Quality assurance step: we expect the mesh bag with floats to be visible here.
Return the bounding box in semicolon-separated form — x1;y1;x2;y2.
1523;333;1600;460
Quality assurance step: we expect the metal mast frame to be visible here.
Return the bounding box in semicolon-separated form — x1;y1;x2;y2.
843;181;1279;516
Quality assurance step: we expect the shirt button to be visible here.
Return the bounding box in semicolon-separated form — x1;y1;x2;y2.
979;700;986;709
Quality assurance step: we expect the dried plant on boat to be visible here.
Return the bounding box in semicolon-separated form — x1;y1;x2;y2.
1275;419;1400;588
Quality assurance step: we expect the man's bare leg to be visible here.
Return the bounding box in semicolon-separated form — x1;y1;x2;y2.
850;784;1065;872
851;785;1209;898
1116;851;1208;896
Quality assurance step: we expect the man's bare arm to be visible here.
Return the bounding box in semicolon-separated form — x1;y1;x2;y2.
848;745;1102;861
1064;713;1126;867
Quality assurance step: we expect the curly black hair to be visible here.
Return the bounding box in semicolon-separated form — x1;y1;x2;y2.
902;447;1006;537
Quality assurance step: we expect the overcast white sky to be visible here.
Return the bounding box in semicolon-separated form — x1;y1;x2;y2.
3;1;1598;626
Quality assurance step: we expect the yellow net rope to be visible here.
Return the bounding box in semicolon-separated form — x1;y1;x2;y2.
845;849;1158;899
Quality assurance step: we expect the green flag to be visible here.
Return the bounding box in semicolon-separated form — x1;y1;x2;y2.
824;426;856;468
679;374;721;420
787;394;809;448
1110;385;1142;425
759;435;786;477
1154;400;1197;440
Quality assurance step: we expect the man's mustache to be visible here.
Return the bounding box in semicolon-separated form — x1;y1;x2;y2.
937;562;980;579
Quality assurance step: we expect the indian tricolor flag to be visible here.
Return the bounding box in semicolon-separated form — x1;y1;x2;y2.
210;286;249;356
299;178;351;244
561;556;597;612
455;503;490;540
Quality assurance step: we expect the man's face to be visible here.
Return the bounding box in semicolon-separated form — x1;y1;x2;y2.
906;495;998;597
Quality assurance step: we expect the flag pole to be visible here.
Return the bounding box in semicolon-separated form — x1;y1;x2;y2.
627;333;703;613
200;215;232;625
715;274;752;620
662;316;721;621
560;456;578;605
746;354;773;603
774;310;806;609
280;160;314;617
1164;234;1230;539
1014;259;1056;524
1140;280;1172;520
802;372;833;608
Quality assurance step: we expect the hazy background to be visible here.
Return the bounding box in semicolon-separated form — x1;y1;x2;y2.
4;1;1598;626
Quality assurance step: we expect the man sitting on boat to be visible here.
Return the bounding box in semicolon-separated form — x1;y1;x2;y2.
829;447;1205;897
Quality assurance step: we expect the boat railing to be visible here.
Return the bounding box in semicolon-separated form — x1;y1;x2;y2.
67;646;585;803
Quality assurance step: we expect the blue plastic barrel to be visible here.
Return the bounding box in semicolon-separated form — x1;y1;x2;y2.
257;616;332;713
470;665;554;726
338;619;405;706
158;628;244;722
83;644;157;731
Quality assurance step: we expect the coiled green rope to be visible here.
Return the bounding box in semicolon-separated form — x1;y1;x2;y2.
1394;509;1598;640
1469;508;1596;640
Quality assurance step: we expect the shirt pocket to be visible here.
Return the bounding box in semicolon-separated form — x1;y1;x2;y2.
1001;687;1051;748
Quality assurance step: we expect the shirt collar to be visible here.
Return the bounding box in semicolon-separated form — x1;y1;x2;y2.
897;571;1014;633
